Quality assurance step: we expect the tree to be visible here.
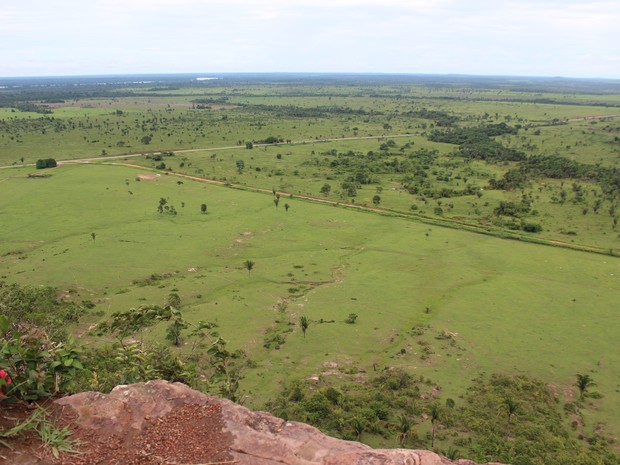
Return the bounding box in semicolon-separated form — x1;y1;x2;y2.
505;397;519;423
429;403;440;447
157;197;167;214
141;135;152;145
351;416;364;441
576;373;595;400
236;159;245;174
320;183;331;195
35;158;57;169
200;203;208;214
245;141;253;149
90;232;96;242
166;314;188;347
274;198;280;208
284;203;290;212
373;195;381;206
244;260;254;277
300;316;309;338
397;414;411;447
166;292;181;309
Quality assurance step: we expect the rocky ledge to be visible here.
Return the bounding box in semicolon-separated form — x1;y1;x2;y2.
49;380;504;465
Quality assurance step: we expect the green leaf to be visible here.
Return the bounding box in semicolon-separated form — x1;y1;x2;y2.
63;359;74;367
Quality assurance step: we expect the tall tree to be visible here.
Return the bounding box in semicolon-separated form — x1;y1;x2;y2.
244;260;255;277
300;316;309;338
505;397;519;423
576;373;595;400
397;414;411;447
429;403;440;447
351;416;364;441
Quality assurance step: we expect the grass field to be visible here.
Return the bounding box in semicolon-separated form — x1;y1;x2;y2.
2;79;617;252
1;76;620;456
1;161;619;446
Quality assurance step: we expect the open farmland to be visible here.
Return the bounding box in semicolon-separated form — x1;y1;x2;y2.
1;74;620;462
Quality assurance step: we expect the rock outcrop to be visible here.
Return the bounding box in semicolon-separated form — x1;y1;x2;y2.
53;380;504;465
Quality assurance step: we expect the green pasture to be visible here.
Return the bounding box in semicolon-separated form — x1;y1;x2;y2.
1;162;619;444
131;133;619;250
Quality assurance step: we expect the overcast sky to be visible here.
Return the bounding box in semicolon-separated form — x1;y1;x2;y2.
1;0;619;78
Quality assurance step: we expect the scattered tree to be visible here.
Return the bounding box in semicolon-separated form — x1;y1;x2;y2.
157;197;167;214
200;203;208;214
90;232;96;242
244;259;255;277
284;203;290;212
373;195;381;206
236;159;245;174
429;403;440;447
351;416;364;441
300;316;309;338
575;373;595;400
505;397;519;423
166;292;181;309
397;414;411;446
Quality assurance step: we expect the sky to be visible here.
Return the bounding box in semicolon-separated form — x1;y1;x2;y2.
1;0;619;79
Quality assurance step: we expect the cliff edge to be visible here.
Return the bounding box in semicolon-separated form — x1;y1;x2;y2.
5;380;506;465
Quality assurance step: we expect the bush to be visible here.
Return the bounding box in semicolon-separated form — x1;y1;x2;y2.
1;322;85;400
522;223;543;233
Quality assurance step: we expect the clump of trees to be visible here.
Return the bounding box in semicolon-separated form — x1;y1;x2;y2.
35;158;57;169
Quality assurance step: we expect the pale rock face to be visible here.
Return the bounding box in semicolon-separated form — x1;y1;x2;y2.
56;380;505;465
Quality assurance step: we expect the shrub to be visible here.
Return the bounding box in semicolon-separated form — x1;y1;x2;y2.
522;223;543;233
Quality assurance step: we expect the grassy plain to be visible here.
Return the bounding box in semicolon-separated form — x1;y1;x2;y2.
0;161;619;446
2;80;618;251
1;76;619;453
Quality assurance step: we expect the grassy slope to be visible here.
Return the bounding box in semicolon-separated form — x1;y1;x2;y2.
1;162;618;444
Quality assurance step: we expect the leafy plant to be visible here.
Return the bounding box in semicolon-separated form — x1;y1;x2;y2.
1;324;85;400
0;405;79;457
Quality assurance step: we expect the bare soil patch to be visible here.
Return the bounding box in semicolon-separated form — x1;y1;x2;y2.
136;173;160;181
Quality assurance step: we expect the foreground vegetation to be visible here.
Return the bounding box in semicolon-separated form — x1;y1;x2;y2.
1;74;619;463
